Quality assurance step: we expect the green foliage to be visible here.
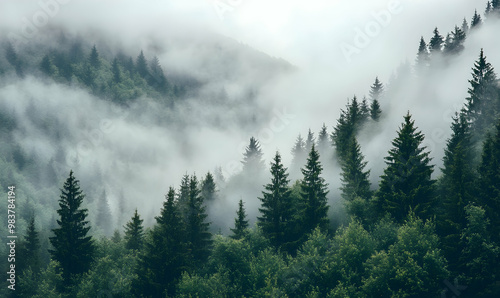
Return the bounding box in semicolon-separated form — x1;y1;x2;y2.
201;171;217;202
49;170;95;288
242;137;265;175
375;113;436;223
363;214;449;297
429;27;444;53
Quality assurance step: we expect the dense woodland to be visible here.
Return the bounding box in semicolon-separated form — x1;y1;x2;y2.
1;1;500;297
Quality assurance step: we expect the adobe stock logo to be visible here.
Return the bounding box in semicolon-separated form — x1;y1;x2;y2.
341;0;403;63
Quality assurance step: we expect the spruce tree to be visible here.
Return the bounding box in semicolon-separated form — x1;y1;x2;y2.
428;27;444;54
443;26;466;55
133;187;188;297
369;77;383;102
465;49;499;140
317;123;329;157
258;151;294;249
149;56;168;93
305;129;315;153
89;45;100;69
49;170;95;287
340;137;372;204
299;145;330;236
230;199;249;240
242;137;265;175
360;97;370;123
471;9;482;28
123;209;145;251
477;121;500;243
438;112;476;272
291;134;307;178
461;18;469;35
18;217;41;274
485;1;492;16
96;190;113;236
136;50;149;78
370;99;382;121
177;174;190;221
415;36;430;69
201;171;217;202
375;113;436;223
185;175;212;262
111;58;121;84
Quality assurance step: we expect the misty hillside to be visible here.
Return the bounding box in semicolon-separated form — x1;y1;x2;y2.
1;0;500;297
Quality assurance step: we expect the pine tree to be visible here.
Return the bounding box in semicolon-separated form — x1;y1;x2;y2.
133;187;189;297
136;50;149;78
258;151;295;249
96;190;113;236
443;26;466;55
428;27;444;54
185;175;212;262
438;112;476;272
18;217;41;274
360;97;370;123
242;137;265;175
149;56;168;93
370;99;382;121
477;121;500;243
471;9;483;28
340;137;372;204
375;113;436;223
415;36;430;69
230;199;249;240
305;129;315;153
177;174;190;221
461;18;469;35
369;77;383;101
317;123;330;161
201;171;217;202
111;58;121;83
49;170;95;287
299;145;330;236
123;209;144;251
89;45;100;69
485;1;492;16
291;134;307;177
465;49;499;140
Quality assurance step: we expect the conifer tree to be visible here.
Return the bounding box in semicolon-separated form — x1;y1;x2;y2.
443;26;466;55
96;190;113;236
136;50;149;78
133;187;188;297
111;58;121;84
370;99;382;121
375;113;435;223
477;121;500;243
40;54;57;76
428;27;444;54
18;217;41;274
485;1;492;16
149;56;169;93
465;49;499;139
461;18;469;35
415;36;430;69
291;134;307;177
201;171;217;202
360;97;370;123
369;77;383;102
438;112;476;272
49;170;95;287
332;107;353;161
123;209;144;251
242;137;265;175
317;123;329;157
185;175;212;262
340;137;372;204
471;9;483;28
177;174;190;221
258;152;295;249
89;45;100;69
5;42;24;77
230;199;249;240
305;129;315;153
299;145;330;236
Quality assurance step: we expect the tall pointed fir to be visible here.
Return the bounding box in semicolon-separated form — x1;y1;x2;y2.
375;113;436;223
428;27;444;54
123;209;145;251
258;152;295;250
177;174;191;221
96;190;113;236
465;49;499;140
443;26;466;55
369;77;383;121
241;137;265;175
340;137;372;224
477;121;500;243
136;50;149;79
133;187;188;297
290;134;307;178
111;58;122;84
299;145;330;237
360;96;370;123
230;199;249;240
201;171;217;202
186;175;212;262
471;9;482;29
415;36;430;71
461;18;469;35
149;56;169;94
89;45;100;69
317;123;330;158
18;217;41;274
438;112;476;272
49;170;95;287
305;129;315;153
